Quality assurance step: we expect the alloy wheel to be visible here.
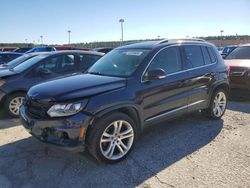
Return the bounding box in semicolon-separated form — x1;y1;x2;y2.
100;120;134;160
213;91;227;117
9;97;25;116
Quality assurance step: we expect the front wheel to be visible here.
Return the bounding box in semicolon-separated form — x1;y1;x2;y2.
206;89;228;119
86;112;137;163
4;93;26;118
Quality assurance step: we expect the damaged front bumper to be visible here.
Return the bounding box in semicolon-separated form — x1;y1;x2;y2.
19;105;92;152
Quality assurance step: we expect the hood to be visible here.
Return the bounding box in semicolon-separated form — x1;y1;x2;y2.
0;69;18;79
28;74;126;101
225;59;250;68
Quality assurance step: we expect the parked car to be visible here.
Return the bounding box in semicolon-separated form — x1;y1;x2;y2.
26;46;56;53
221;45;237;58
0;52;49;70
92;47;113;54
20;39;229;163
0;50;103;117
0;52;23;65
54;46;90;51
1;47;17;52
13;47;32;53
225;44;250;93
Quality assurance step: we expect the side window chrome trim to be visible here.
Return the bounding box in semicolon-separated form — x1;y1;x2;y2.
141;44;218;83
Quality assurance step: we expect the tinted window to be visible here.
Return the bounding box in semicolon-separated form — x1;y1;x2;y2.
201;46;212;65
88;49;149;77
79;54;101;71
39;54;76;73
226;46;250;59
148;47;182;74
207;47;217;63
183;45;204;68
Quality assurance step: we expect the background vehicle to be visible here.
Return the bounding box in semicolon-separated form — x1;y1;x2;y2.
0;50;103;117
20;39;229;163
0;52;23;65
221;45;237;58
13;47;32;53
92;47;113;54
26;46;56;53
217;47;223;54
54;46;90;51
225;44;250;94
0;47;17;52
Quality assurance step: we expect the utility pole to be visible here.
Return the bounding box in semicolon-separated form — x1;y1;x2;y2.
119;19;124;45
220;30;224;46
40;35;43;45
68;30;71;45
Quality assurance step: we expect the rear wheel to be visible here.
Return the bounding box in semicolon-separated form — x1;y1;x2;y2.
4;93;25;118
206;89;227;119
86;112;137;163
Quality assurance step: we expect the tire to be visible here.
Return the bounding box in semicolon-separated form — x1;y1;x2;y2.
206;88;228;119
86;112;137;163
4;92;26;118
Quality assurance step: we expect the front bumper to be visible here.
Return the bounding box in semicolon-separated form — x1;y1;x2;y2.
19;105;92;152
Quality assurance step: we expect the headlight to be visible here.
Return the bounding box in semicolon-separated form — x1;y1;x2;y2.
47;100;88;117
0;80;5;87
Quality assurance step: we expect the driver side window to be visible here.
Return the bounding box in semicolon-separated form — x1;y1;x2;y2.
148;47;182;74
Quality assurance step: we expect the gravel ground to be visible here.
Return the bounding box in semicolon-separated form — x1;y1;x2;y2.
0;100;249;188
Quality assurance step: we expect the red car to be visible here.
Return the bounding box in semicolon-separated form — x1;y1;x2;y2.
54;46;90;51
225;44;250;93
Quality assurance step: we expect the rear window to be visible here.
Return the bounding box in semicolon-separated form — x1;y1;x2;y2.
79;54;101;71
207;47;217;63
183;45;204;68
226;46;250;59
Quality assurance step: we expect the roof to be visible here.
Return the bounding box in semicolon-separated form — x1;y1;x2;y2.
33;50;104;56
118;38;209;49
238;43;250;47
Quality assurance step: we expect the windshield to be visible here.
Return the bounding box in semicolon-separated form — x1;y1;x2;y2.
88;48;150;77
13;54;49;72
6;54;34;68
226;46;250;60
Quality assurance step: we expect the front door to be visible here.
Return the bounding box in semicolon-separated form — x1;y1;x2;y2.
141;46;190;124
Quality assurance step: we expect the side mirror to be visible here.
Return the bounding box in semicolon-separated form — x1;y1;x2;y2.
37;68;51;76
221;54;227;59
144;68;167;82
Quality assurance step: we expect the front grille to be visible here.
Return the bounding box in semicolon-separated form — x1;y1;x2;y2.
24;96;53;119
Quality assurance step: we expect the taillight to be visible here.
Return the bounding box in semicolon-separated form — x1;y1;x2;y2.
226;65;231;76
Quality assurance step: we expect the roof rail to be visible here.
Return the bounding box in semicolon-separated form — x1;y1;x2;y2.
157;38;206;45
175;38;206;42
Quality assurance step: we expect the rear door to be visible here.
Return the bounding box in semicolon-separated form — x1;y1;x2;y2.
141;46;191;124
182;45;217;111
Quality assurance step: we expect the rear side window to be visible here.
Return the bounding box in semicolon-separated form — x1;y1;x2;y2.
207;47;217;63
148;46;182;74
183;45;204;68
79;54;101;71
201;46;212;65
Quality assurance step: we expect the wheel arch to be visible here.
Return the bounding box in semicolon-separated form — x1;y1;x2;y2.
86;104;143;139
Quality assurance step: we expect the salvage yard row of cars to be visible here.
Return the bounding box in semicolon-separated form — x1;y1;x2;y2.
0;39;249;163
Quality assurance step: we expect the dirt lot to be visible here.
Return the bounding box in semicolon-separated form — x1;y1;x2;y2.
0;100;249;188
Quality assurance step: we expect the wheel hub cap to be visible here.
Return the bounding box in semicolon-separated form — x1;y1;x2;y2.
213;92;226;117
9;97;25;116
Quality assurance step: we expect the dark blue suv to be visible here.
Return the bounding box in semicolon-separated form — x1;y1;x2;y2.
20;39;229;163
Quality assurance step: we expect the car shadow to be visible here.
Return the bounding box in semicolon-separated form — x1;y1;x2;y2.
227;101;250;114
0;112;223;187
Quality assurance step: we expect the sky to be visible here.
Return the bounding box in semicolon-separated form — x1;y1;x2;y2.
0;0;250;44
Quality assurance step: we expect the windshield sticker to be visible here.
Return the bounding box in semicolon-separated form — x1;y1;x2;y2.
123;51;143;56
